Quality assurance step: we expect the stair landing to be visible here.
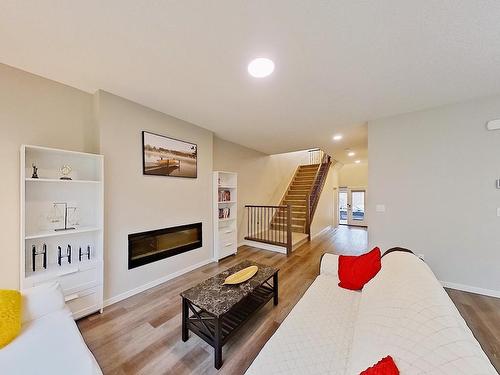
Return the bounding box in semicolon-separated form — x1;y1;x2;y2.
248;230;309;252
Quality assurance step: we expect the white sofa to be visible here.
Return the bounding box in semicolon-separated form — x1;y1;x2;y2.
246;251;496;375
0;282;102;375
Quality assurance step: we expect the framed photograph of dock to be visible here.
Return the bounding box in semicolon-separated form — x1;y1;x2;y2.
142;131;197;178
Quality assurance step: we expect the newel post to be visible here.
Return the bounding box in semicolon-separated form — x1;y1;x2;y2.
286;204;292;255
305;193;311;241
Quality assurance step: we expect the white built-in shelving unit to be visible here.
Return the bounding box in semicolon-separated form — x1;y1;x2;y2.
20;145;104;319
213;171;237;261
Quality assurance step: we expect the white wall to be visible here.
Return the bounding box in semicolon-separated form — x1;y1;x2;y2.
368;95;500;295
97;91;214;302
339;163;368;187
0;64;95;289
310;164;340;237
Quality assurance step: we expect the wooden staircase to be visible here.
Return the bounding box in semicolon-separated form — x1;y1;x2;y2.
273;164;318;234
272;151;332;244
246;150;332;255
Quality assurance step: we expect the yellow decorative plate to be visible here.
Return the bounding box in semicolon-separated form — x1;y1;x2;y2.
223;266;258;285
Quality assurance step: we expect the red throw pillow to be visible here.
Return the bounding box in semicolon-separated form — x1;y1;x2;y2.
338;247;381;290
360;355;399;375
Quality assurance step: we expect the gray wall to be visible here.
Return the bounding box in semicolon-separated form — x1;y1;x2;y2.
97;91;214;302
0;63;95;289
0;64;215;303
368;95;500;294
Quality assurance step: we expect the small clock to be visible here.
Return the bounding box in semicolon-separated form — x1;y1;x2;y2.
60;164;72;180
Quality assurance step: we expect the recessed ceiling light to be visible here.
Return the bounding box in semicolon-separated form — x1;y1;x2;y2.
248;58;275;78
354;160;361;164
333;134;343;141
348;151;355;157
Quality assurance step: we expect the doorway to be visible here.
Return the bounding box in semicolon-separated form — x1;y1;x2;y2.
338;188;367;227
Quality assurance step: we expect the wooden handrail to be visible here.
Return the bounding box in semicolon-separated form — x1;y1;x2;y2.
305;192;311;240
286;206;292;254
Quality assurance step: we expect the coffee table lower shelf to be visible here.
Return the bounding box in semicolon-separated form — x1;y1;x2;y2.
182;274;278;369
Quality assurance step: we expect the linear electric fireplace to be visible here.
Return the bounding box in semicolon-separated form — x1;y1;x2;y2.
128;223;202;269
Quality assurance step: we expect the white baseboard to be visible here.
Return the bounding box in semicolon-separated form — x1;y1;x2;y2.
311;225;332;240
440;280;500;299
241;240;287;254
104;258;215;307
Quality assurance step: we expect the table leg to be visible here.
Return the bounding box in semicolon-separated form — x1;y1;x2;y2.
273;272;279;306
214;317;223;369
182;297;189;342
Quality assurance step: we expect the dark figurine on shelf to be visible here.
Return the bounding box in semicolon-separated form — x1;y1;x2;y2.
31;244;47;272
79;245;91;261
58;244;72;266
31;163;39;179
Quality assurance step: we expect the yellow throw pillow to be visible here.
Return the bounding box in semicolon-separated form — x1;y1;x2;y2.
0;290;22;348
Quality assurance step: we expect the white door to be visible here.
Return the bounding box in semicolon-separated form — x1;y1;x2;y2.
339;188;367;227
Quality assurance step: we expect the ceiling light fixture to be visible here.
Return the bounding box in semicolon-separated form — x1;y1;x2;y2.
348;151;355;157
354;160;361;164
333;134;343;141
248;58;275;78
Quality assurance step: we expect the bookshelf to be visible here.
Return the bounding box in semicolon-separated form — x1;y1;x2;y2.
213;171;237;261
20;145;104;320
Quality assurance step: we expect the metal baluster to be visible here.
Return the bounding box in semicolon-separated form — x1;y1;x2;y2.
259;207;261;240
280;207;283;244
253;207;256;239
266;207;269;242
272;208;275;243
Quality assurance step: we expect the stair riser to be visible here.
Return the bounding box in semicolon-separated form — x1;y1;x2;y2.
270;224;306;233
284;203;306;208
273;217;305;225
289;187;311;191
287;193;307;198
294;174;315;181
299;165;319;170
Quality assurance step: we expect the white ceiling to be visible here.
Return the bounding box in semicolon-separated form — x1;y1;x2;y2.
2;1;500;163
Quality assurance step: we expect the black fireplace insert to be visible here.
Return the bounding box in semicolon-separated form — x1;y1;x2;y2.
128;223;202;269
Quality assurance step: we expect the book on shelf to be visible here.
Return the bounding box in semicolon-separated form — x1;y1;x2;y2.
218;190;231;202
218;207;231;219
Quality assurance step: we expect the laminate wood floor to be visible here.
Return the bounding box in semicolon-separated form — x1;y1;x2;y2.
78;226;500;374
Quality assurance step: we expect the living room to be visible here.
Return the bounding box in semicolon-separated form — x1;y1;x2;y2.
1;2;499;375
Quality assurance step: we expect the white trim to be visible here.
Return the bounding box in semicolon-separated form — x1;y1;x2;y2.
440;280;500;299
311;225;332;240
103;258;215;307
241;240;287;254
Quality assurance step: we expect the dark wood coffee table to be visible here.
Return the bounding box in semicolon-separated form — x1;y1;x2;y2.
180;260;279;369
